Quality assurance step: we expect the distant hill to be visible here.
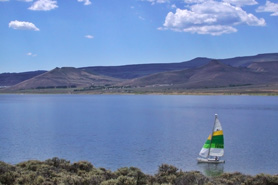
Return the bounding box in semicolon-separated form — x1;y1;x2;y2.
1;52;278;94
80;57;211;79
0;70;46;87
7;67;120;91
121;60;278;89
81;53;278;79
220;53;278;67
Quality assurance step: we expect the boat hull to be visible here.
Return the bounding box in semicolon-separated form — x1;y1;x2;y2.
197;157;225;164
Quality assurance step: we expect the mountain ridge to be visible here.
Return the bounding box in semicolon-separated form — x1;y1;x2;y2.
1;53;278;86
120;60;276;89
1;52;278;94
6;67;120;91
0;70;47;87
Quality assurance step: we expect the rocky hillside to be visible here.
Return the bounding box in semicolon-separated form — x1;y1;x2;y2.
0;71;46;87
7;67;121;90
121;60;278;89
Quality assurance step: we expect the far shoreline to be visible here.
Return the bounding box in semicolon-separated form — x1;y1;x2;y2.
1;82;278;96
1;90;278;96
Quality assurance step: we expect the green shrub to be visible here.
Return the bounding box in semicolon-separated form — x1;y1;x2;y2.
115;167;130;177
245;173;278;185
114;167;147;185
45;157;70;169
62;174;84;185
0;171;17;185
96;167;115;180
70;161;94;173
213;172;251;185
16;172;37;184
17;160;44;171
175;171;208;185
1;159;278;185
155;164;178;184
0;162;15;173
85;174;106;185
34;175;45;184
100;178;119;185
157;164;178;176
116;175;136;185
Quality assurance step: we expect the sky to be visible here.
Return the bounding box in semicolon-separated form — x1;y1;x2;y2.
0;0;278;73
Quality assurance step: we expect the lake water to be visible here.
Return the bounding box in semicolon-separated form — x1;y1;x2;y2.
0;94;278;175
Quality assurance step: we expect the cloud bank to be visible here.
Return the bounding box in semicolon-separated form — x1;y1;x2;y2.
161;1;265;35
18;0;33;2
77;0;91;6
9;20;40;31
29;0;58;11
143;0;169;5
222;0;258;7
256;1;278;16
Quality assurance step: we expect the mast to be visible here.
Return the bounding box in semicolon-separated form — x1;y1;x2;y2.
207;114;217;158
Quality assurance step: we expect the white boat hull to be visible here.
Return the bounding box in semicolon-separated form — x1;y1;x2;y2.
197;157;225;164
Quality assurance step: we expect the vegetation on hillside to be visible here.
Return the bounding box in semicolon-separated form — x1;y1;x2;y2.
1;158;277;185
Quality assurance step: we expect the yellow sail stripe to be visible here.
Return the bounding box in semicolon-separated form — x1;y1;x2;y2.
213;130;223;136
207;130;223;140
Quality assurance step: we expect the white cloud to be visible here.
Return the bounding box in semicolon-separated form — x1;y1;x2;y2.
27;52;37;57
29;0;58;11
171;4;177;9
139;16;145;20
85;35;94;39
18;0;33;2
77;0;91;6
162;1;265;35
185;0;257;6
1;0;33;1
156;0;169;3
222;0;257;7
256;1;278;16
184;0;205;4
143;0;169;5
9;20;40;31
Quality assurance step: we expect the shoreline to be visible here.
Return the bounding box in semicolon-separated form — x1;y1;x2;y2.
1;84;278;96
1;88;278;96
1;92;278;96
1;82;278;96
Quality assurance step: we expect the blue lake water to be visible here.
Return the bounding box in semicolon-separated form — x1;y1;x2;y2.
0;94;278;175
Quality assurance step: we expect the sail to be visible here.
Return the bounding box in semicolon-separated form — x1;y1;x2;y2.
199;115;224;158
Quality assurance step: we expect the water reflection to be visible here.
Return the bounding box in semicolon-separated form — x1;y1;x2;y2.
197;163;224;177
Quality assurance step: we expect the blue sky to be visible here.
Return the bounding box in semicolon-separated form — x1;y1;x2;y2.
0;0;278;73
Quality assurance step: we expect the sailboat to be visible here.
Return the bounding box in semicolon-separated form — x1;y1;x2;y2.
197;114;225;163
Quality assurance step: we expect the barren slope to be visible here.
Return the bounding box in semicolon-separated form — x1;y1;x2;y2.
8;67;121;90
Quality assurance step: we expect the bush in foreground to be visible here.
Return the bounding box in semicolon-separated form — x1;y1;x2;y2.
0;158;277;185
